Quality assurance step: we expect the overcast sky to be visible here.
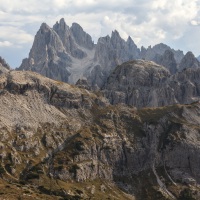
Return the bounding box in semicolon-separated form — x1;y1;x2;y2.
0;0;200;68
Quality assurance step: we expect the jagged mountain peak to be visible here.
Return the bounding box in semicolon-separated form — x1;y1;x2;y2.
111;30;120;37
18;19;71;82
141;42;184;64
60;17;65;24
111;30;124;43
70;22;94;50
53;18;70;31
154;49;177;74
18;18;197;88
71;22;84;31
98;35;111;43
127;35;134;43
39;22;51;33
178;51;200;71
184;51;195;58
127;36;138;49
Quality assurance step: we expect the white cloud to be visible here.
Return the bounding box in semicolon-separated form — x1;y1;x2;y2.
191;20;200;26
0;41;13;47
0;26;33;44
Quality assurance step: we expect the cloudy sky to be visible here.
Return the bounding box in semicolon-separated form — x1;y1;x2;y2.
0;0;200;68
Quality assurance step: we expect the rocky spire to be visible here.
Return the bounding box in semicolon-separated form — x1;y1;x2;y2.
178;51;200;71
126;36;140;59
110;30;123;47
53;19;90;59
18;21;71;82
53;18;71;52
91;32;141;87
70;23;94;50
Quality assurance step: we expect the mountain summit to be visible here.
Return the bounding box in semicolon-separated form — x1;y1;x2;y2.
18;18;184;88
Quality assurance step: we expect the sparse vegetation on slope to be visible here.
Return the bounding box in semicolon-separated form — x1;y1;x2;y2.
0;71;200;199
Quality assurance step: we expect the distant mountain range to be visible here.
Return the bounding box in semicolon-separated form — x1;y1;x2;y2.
18;18;200;89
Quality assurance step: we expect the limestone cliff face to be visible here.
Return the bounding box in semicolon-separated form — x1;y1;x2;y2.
103;60;200;108
0;71;200;199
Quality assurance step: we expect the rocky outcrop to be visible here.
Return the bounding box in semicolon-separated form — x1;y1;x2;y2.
140;43;184;64
53;18;94;59
18;19;96;84
0;56;10;70
18;22;72;82
0;57;10;74
86;31;140;87
178;51;200;71
0;56;10;74
53;18;86;59
0;70;200;199
70;22;94;50
0;65;8;74
154;50;177;74
75;78;91;90
103;59;200;108
18;19;142;88
19;19;187;88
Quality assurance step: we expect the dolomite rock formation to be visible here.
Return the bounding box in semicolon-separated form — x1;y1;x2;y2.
154;50;178;74
178;51;200;71
0;70;200;199
103;59;200;107
86;31;140;87
19;19;185;88
140;43;184;64
18;22;72;82
18;18;97;85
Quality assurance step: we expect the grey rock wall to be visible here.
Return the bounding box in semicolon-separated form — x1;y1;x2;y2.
103;59;200;108
19;18;187;88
